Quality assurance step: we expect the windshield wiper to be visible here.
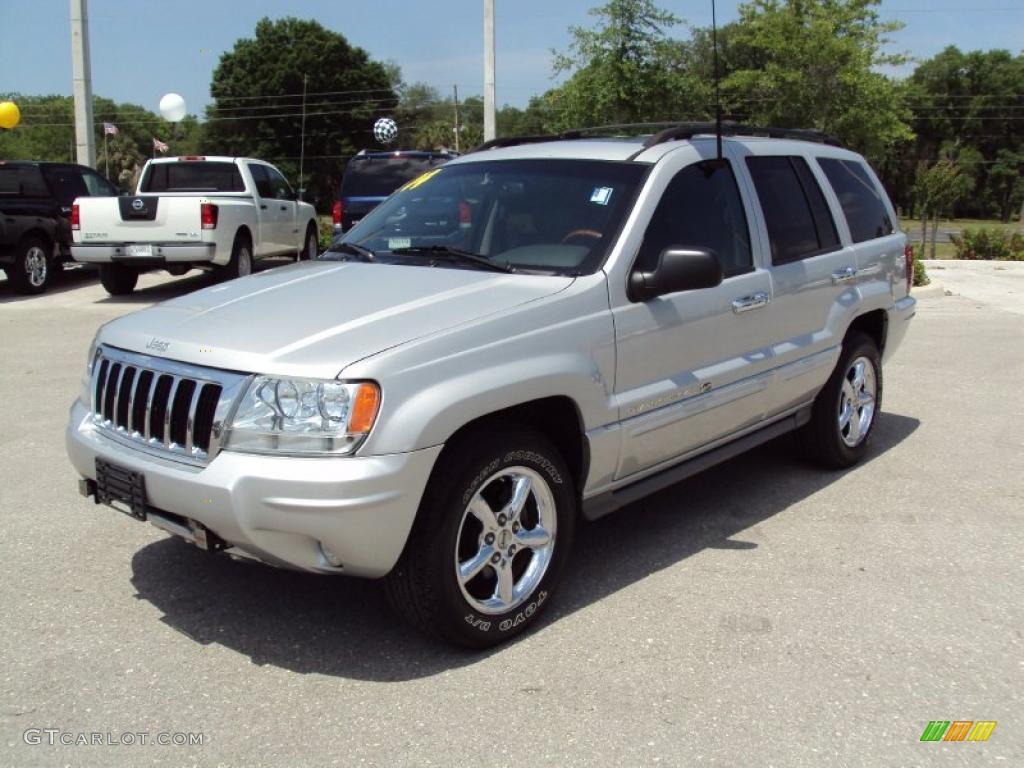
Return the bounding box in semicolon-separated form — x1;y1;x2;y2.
323;241;376;262
392;245;515;273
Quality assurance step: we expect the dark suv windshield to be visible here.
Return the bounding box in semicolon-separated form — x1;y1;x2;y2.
340;154;450;198
332;159;647;275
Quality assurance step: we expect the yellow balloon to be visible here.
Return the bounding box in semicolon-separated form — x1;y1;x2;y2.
0;101;21;129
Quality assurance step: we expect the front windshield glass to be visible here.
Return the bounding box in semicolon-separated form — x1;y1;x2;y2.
328;158;647;275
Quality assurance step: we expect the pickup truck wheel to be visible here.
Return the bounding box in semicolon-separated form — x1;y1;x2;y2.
385;426;576;648
215;234;253;281
798;332;881;469
298;224;318;261
98;264;139;296
6;236;51;295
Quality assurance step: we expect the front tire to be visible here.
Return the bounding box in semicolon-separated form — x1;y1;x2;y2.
298;223;318;261
798;332;882;468
6;236;52;295
385;425;576;648
98;263;139;296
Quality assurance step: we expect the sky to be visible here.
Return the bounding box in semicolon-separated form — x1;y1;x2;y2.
1;0;1022;118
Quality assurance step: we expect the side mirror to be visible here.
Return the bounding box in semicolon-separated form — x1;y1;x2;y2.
628;247;723;302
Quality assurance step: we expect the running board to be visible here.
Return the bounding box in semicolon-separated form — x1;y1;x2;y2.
581;407;811;520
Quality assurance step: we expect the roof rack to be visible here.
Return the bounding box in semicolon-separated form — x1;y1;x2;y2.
468;121;844;155
640;121;844;150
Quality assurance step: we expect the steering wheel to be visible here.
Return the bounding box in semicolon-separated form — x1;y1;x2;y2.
560;229;603;245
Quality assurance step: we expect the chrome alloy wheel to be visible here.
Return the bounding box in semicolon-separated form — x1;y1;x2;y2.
454;466;557;615
24;246;48;288
838;356;877;448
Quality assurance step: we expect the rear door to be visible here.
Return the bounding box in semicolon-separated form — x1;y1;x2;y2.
264;165;299;252
611;148;776;479
737;151;855;416
248;163;292;254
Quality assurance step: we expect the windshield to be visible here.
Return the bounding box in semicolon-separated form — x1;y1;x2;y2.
340;155;450;198
330;158;647;275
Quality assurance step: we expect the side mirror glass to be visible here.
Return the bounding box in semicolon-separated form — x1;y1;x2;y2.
629;247;723;301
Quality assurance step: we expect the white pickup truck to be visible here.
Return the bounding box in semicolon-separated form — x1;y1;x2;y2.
71;156;319;295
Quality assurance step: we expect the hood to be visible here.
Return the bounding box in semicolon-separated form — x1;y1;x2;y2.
99;261;573;379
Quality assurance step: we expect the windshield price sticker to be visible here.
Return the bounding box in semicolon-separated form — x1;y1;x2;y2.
400;168;443;192
388;237;412;250
590;186;613;205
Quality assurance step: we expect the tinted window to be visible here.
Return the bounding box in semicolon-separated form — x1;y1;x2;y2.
42;166;89;207
247;164;274;198
0;166;49;197
746;156;840;264
817;158;894;243
263;165;293;200
82;170;117;196
637;160;752;278
142;162;245;193
340;155;450;198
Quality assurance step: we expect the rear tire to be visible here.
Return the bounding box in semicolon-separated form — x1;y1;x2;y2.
385;425;576;648
797;332;882;469
98;263;139;296
214;232;253;282
298;223;318;261
6;236;52;295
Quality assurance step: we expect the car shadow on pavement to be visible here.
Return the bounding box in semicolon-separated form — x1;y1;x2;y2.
0;263;99;303
129;412;919;680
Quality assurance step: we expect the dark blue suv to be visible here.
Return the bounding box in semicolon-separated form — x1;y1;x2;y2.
332;149;456;234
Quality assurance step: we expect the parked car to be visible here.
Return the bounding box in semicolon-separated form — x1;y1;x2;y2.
332;149;456;235
71;156;319;295
0;160;117;294
67;125;916;648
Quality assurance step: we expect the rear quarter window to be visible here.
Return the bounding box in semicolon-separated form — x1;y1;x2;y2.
817;158;894;243
0;166;50;197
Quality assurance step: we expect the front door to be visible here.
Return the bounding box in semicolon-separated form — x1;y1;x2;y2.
610;148;776;480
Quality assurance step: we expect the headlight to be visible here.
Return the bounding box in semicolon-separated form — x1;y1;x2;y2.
222;377;380;456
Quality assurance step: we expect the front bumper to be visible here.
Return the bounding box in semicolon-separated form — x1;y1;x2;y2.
66;399;441;577
883;294;917;363
72;242;216;263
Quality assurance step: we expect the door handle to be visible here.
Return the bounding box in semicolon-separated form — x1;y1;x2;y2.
280;205;288;211
831;266;858;284
731;291;770;314
260;204;267;210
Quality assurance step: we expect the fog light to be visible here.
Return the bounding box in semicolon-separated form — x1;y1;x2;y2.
318;541;344;568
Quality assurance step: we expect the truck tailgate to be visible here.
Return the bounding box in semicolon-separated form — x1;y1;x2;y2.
75;196;204;243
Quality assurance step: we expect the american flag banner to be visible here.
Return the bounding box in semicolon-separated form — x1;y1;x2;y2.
152;137;169;154
103;122;118;136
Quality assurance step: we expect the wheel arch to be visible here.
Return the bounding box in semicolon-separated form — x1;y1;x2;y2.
846;308;888;355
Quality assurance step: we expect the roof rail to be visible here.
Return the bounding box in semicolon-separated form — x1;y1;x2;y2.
640;121;844;150
469;121;844;155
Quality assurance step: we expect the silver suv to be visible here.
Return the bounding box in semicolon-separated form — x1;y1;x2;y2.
67;125;916;647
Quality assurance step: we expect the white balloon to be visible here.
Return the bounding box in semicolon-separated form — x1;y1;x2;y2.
159;93;187;123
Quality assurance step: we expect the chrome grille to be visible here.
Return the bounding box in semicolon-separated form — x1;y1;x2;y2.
90;346;248;465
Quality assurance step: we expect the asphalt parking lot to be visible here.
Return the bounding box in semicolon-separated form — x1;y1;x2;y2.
1;263;1021;767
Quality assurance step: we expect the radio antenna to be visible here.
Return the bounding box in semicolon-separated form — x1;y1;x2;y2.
711;0;723;159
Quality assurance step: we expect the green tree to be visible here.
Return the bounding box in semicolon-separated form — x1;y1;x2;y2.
205;17;397;210
721;0;912;162
547;0;691;129
987;150;1023;223
914;159;972;257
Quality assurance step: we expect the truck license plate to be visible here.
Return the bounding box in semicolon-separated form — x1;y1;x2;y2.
126;244;153;257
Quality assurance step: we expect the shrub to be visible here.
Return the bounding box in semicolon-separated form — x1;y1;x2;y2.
954;227;1024;260
317;216;334;250
913;258;929;287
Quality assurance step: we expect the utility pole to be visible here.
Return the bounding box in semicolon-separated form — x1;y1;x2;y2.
453;84;461;153
483;0;496;141
70;0;96;168
299;73;308;200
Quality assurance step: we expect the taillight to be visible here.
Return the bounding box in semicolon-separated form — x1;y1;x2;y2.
332;200;343;227
904;243;914;293
71;203;80;231
201;203;218;230
458;200;472;229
